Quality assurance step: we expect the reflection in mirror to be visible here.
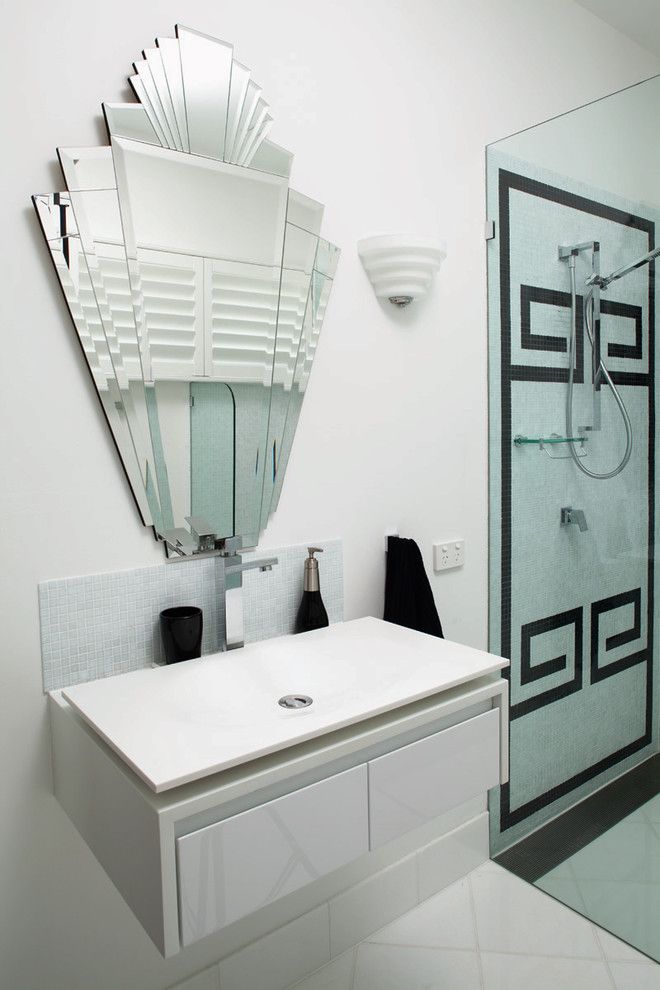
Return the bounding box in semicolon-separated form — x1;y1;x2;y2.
33;24;339;555
259;219;319;529
271;250;338;513
57;170;166;531
33;193;161;530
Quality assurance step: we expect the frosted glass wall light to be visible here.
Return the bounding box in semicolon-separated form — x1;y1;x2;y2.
357;235;446;307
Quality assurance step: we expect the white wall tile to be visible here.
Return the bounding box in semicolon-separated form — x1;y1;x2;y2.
242;540;343;643
39;555;223;689
39;540;342;690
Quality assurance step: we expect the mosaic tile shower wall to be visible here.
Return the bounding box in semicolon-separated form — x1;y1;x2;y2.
488;150;658;853
39;539;343;692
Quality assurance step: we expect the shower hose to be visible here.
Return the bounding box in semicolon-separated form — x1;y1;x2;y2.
566;262;633;479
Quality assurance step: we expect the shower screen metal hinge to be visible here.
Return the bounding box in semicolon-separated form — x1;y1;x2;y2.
485;220;496;241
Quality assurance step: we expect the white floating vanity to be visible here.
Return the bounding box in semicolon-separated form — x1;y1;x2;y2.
49;617;509;956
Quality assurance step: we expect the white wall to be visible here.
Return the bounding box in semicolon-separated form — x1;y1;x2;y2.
1;2;658;987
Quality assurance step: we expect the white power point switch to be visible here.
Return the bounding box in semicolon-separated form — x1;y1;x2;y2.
433;539;464;571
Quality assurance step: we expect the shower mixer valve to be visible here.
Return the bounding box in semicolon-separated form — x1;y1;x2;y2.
560;506;588;533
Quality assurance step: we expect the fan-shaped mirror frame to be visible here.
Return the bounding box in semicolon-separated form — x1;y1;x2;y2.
33;23;339;556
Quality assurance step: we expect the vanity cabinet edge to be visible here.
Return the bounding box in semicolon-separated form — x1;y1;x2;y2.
49;693;176;956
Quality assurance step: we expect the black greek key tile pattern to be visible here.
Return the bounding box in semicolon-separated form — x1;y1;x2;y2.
602;300;642;361
591;588;644;683
491;163;655;841
518;284;584;383
516;607;583;718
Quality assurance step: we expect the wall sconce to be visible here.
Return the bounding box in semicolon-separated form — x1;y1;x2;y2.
357;235;446;307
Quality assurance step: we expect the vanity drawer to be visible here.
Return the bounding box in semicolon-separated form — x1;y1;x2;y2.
177;764;369;945
368;708;500;848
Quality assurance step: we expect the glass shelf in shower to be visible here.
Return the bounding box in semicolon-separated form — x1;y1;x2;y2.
513;434;589;459
514;435;588;445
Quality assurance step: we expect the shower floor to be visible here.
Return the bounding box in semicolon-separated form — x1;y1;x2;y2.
495;755;660;962
536;795;660;960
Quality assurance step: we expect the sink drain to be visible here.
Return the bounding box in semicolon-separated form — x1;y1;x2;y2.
278;694;313;709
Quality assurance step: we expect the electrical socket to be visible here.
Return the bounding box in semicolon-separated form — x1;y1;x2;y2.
433;539;464;571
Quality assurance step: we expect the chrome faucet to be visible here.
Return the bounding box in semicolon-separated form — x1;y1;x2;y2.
561;506;588;532
161;527;279;651
222;549;279;650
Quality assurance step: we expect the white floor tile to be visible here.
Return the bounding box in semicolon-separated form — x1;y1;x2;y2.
578;880;660;961
282;861;660;990
472;857;507;875
596;926;654;963
536;869;587;914
610;962;660;990
367;877;477;950
620;806;650;823
471;860;510;877
353;943;481;990
641;796;660;824
565;820;660;884
481;952;613;990
220;906;330;990
288;949;356;990
526;803;660;964
534;856;574;879
171;967;219;990
471;867;600;958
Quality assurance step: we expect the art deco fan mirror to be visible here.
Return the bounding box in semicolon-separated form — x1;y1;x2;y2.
33;24;339;556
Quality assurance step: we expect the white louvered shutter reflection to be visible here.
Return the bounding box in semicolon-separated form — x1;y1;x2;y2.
206;259;280;384
137;249;204;381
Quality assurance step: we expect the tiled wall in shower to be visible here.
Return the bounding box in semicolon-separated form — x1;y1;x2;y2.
488;149;659;852
38;539;343;692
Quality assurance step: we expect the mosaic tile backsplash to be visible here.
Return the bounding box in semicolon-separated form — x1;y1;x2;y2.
39;539;343;692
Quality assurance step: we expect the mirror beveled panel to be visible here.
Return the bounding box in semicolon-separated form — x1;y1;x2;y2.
33;24;339;555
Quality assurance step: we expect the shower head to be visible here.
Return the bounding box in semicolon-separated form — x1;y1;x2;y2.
587;244;660;289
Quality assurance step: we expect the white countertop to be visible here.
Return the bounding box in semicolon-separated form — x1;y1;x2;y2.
60;617;508;792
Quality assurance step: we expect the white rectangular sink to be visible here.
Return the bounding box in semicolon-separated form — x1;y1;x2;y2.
60;616;507;792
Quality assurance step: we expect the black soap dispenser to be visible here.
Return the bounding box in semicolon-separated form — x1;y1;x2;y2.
295;547;329;633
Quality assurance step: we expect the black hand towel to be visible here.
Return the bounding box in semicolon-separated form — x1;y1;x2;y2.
384;536;444;638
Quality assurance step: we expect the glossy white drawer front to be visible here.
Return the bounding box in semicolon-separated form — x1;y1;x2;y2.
177;764;368;945
368;708;500;848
